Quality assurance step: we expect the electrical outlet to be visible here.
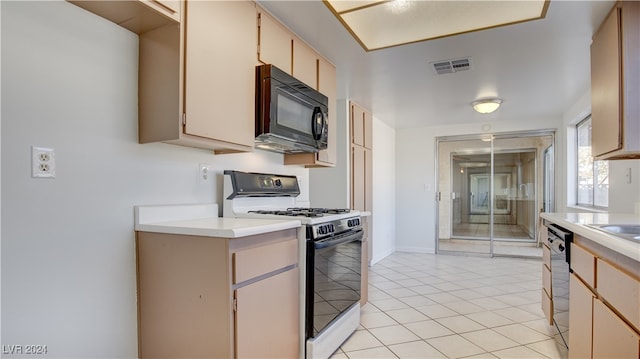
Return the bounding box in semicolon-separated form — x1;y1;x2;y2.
199;164;213;182
32;146;55;178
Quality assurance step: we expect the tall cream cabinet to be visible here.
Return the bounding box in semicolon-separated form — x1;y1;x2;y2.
138;1;256;153
350;101;373;304
136;229;299;359
591;1;640;160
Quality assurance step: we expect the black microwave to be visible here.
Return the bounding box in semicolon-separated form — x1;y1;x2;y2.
255;64;328;153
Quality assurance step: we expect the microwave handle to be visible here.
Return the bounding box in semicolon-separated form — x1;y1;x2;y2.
311;107;326;141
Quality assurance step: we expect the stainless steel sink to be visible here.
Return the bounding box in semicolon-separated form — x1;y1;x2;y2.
587;224;640;242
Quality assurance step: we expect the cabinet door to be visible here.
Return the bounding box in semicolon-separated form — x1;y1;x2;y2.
364;109;373;149
593;299;640;359
183;1;255;148
258;10;292;72
317;57;337;165
364;148;372;211
591;6;622;157
352;145;365;211
292;37;317;88
351;103;365;147
235;268;299;358
596;258;640;331
568;273;594;359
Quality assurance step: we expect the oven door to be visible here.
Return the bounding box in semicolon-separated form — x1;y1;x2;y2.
306;229;363;339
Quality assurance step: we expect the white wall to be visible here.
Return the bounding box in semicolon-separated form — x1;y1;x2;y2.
370;117;395;264
1;2;308;357
395;118;562;253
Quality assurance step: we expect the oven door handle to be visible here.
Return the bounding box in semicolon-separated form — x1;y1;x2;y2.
314;229;363;249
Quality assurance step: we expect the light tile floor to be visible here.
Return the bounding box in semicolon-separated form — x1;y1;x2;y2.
331;252;568;359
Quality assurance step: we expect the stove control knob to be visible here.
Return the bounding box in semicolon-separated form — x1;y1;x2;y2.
274;179;282;187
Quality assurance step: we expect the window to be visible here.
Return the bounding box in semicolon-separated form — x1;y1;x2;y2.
576;116;608;207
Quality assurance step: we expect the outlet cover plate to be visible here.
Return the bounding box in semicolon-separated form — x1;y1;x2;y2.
32;146;56;178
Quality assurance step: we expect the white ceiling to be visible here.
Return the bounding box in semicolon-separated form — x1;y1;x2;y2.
257;0;614;129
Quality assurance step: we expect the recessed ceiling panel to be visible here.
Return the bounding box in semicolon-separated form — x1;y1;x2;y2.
328;0;384;13
325;0;549;51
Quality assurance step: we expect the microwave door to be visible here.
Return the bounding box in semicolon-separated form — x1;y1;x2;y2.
274;87;316;141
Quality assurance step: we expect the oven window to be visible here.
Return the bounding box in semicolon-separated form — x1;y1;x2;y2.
312;239;361;337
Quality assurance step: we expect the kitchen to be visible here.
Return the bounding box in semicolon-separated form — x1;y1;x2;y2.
2;1;640;359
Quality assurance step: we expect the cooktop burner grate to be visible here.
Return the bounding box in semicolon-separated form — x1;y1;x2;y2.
247;208;351;218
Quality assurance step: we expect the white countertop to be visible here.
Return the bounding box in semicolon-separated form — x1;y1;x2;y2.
540;212;640;262
134;203;301;238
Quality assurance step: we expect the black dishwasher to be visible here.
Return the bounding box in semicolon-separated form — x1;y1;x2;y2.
547;223;573;350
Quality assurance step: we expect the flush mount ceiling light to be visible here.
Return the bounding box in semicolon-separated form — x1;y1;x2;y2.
472;98;502;114
323;0;549;51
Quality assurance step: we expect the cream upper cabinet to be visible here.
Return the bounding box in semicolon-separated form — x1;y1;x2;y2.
257;9;292;72
68;0;180;34
292;36;318;88
363;109;373;149
316;57;337;165
351;103;365;147
138;0;255;153
351;102;373;149
182;0;255;149
591;1;640;160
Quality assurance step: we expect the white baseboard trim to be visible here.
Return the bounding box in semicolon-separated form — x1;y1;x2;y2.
370;247;395;266
394;246;436;254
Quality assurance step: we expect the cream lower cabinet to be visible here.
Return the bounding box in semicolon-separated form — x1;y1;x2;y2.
136;229;299;358
593;299;640;358
138;0;255;153
235;267;299;358
565;236;640;359
568;273;594;359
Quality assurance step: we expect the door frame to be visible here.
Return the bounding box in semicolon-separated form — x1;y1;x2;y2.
434;129;556;256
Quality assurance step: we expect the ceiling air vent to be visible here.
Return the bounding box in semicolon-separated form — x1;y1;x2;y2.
430;57;472;75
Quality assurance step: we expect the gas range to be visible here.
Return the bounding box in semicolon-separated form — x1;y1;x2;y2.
222;170;362;358
222;170;360;226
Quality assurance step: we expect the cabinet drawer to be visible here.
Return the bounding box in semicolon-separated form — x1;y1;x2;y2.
542;287;553;326
571;243;596;288
542;263;552;295
597;258;640;331
542;243;551;267
593;298;640;359
233;239;297;284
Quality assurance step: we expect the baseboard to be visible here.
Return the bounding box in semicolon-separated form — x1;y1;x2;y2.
394;246;436;254
370;247;395;266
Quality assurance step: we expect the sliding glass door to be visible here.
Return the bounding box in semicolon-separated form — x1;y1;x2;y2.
436;131;554;257
438;137;493;255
